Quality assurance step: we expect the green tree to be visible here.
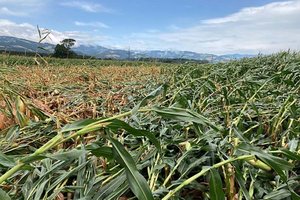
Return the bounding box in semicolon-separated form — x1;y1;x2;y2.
61;38;76;50
53;44;68;58
53;38;77;58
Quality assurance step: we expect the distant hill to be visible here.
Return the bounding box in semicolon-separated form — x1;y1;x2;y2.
0;36;54;54
0;36;255;61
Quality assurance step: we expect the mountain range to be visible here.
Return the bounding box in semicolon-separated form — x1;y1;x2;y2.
0;36;255;62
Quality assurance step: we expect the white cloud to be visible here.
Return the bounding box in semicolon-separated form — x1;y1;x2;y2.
119;0;300;54
202;1;299;24
0;19;38;40
0;0;43;6
74;21;109;28
49;30;111;47
61;1;112;13
0;0;49;16
0;7;26;16
0;19;111;46
0;1;299;54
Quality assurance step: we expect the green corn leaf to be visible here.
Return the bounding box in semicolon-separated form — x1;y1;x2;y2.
34;178;50;200
291;190;300;200
237;143;293;181
95;171;127;200
152;107;223;132
209;168;225;200
107;119;161;151
0;188;11;200
132;84;167;114
0;152;15;168
20;155;46;163
263;189;291;200
61;119;98;132
109;137;154;200
46;162;88;194
279;149;300;160
104;182;129;200
233;163;251;200
90;146;113;159
46;149;86;161
28;106;50;120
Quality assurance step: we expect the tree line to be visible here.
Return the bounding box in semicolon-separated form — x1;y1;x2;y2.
2;38;210;63
1;38;80;59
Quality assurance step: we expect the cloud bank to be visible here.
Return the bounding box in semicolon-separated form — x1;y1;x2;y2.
0;0;300;54
0;0;48;16
60;1;112;13
123;0;300;54
74;21;109;29
0;19;110;46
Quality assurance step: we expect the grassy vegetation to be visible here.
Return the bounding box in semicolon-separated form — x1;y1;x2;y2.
0;52;299;200
0;53;175;67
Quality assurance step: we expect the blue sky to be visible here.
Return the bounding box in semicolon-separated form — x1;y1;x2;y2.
0;0;299;54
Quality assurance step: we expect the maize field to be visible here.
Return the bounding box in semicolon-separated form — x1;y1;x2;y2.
0;52;299;200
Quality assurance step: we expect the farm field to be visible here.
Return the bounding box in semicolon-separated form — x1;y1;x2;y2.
0;52;299;200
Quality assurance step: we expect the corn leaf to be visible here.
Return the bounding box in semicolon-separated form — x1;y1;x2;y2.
209;169;225;200
110;137;154;200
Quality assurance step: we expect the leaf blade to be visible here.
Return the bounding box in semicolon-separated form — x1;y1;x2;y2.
209;169;225;200
110;137;154;200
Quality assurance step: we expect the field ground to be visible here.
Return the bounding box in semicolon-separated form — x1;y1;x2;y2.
0;52;299;200
1;64;165;122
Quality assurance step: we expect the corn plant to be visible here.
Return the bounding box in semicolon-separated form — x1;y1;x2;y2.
0;52;299;200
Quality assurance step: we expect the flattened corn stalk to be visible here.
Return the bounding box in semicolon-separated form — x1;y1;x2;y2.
0;108;151;184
